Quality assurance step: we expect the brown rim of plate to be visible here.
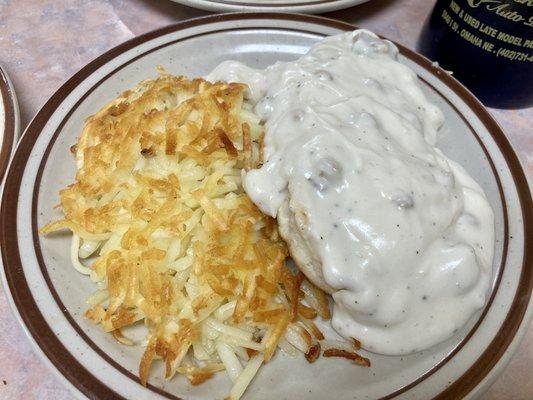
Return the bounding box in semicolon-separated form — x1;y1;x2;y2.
188;0;342;7
0;12;531;400
0;65;16;185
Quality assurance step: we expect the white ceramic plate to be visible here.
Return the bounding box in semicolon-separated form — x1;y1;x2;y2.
0;64;19;184
1;13;531;400
170;0;371;14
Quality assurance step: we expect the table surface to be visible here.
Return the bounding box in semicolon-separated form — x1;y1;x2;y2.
0;0;531;399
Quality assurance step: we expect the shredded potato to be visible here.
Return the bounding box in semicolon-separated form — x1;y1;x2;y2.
40;73;371;399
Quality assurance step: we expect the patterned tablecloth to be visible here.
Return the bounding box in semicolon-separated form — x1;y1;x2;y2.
0;0;531;399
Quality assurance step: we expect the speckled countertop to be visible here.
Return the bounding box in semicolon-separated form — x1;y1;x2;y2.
0;0;531;399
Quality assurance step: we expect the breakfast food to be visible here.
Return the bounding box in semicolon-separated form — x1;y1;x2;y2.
41;73;367;400
41;27;496;398
209;30;495;355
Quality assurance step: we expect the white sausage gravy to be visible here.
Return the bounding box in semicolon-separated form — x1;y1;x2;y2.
208;30;495;355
